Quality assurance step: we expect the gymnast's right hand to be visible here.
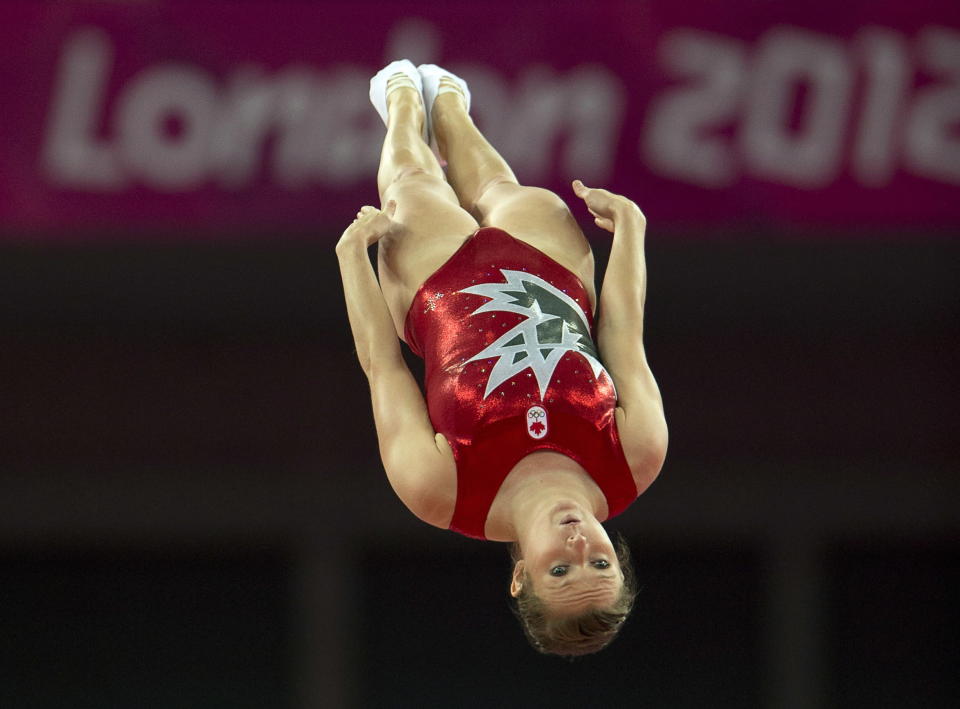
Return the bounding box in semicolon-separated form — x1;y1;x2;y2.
337;200;397;250
571;180;643;234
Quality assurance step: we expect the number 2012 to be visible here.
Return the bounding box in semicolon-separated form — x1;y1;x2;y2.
643;26;960;188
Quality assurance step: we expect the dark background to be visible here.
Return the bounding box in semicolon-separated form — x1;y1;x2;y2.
1;232;957;708
2;1;959;706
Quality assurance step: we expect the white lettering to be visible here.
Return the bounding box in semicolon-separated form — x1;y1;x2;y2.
209;66;283;188
741;28;852;188
643;31;747;187
458;64;511;148
41;25;621;194
484;64;569;179
43;27;123;188
284;66;382;186
905;27;960;185
117;64;218;190
433;63;624;185
562;64;625;183
37;22;960;198
644;25;960;190
270;67;330;186
853;28;910;186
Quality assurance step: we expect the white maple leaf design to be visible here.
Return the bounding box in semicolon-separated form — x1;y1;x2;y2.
459;270;610;399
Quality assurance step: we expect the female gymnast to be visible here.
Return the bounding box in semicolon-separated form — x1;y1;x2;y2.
336;60;667;656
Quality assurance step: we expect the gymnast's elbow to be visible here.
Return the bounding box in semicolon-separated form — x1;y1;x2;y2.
358;344;405;379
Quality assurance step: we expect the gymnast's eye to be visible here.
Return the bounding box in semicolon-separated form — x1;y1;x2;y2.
550;566;568;576
593;560;611;569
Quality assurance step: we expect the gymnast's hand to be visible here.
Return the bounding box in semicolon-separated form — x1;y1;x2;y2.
337;200;397;249
572;179;644;233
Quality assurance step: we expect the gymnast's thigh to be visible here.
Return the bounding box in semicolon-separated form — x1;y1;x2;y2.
475;183;597;309
377;172;480;337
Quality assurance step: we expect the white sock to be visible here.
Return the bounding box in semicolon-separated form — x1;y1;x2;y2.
417;64;471;141
369;59;428;142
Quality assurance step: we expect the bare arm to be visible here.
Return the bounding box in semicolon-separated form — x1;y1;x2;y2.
572;180;668;494
335;204;404;374
335;203;455;527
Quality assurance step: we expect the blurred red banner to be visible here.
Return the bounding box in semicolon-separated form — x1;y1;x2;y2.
1;0;958;239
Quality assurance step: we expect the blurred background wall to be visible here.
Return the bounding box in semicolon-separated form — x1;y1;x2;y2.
1;2;957;708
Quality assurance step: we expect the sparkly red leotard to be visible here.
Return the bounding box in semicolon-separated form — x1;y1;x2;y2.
404;227;636;539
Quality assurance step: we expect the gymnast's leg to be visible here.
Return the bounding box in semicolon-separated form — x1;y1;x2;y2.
371;63;479;335
427;71;595;301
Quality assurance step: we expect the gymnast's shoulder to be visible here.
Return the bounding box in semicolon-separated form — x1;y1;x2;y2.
383;431;457;529
614;404;668;497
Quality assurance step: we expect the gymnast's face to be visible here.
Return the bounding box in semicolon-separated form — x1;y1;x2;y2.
511;505;623;614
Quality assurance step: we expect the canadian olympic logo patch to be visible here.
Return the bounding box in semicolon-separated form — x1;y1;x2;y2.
526;406;548;439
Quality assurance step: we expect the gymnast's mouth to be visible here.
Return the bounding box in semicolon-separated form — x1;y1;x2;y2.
560;516;581;525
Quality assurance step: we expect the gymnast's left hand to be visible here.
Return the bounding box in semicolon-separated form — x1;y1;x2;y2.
337;200;397;250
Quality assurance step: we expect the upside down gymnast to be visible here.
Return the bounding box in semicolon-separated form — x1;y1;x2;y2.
336;60;667;656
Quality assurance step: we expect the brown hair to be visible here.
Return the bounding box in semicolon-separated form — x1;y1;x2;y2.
509;534;637;657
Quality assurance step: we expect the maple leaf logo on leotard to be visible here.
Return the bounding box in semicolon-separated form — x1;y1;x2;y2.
459;270;610;400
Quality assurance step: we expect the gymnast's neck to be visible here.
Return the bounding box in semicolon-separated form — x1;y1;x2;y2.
483;450;610;542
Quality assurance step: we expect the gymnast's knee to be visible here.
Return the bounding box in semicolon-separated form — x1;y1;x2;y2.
383;166;443;191
382;167;458;204
473;174;520;206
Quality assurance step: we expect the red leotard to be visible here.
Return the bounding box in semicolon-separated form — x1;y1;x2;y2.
404;228;636;539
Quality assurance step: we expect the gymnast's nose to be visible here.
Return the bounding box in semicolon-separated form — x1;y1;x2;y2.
565;528;587;552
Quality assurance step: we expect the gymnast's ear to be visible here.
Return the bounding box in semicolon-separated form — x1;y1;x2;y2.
509;560;525;597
